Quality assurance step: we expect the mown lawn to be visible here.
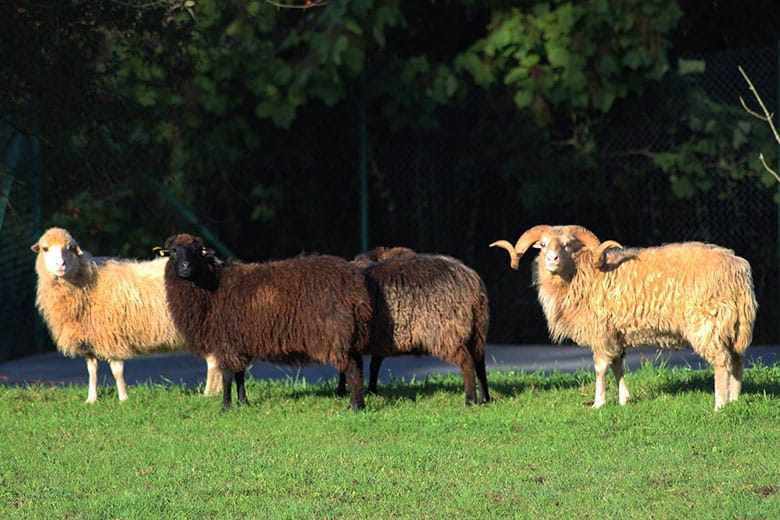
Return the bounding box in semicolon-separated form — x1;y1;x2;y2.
1;362;778;519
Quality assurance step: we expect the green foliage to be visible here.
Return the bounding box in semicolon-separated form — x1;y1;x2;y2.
5;0;780;345
0;365;779;518
116;0;403;130
374;56;464;130
457;0;681;121
650;82;778;200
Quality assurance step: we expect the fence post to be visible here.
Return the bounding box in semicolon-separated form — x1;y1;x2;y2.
141;173;237;259
359;70;369;253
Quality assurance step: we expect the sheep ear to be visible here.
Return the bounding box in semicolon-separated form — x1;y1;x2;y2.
31;243;40;253
74;246;83;255
152;246;170;257
532;241;542;249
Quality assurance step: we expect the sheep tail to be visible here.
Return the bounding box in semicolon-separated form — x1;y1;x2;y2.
733;262;758;355
734;291;758;356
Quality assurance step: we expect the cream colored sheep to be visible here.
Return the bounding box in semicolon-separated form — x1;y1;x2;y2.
31;227;221;402
491;224;757;410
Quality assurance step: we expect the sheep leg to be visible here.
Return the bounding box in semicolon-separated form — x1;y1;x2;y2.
336;358;373;398
85;355;99;404
611;357;631;405
344;353;366;411
713;364;729;410
458;353;479;405
368;356;385;395
109;360;129;402
728;352;744;403
713;352;743;410
336;373;348;397
203;354;222;397
220;367;234;412
474;351;490;404
592;354;610;408
235;370;248;406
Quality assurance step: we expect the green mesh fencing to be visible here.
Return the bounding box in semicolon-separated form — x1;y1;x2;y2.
0;45;778;362
0;106;46;362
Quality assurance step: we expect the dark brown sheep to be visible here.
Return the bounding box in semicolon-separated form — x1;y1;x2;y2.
160;233;371;412
338;246;490;404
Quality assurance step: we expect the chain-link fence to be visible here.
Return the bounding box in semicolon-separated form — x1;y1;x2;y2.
0;105;46;362
658;46;778;344
1;45;778;362
633;45;778;343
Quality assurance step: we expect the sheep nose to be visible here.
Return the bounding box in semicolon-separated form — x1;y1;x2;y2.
546;251;559;263
177;261;192;278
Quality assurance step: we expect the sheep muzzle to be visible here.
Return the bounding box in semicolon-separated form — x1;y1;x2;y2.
176;260;194;279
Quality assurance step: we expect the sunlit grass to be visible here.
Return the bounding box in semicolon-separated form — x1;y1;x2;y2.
1;363;778;519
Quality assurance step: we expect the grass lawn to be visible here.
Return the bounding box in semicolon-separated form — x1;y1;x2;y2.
1;362;778;519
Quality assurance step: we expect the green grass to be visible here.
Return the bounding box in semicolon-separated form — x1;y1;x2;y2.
1;362;778;519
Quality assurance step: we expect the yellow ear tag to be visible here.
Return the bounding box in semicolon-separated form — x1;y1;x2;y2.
200;247;208;257
152;247;170;257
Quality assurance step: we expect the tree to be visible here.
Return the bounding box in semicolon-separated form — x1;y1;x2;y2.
739;65;780;183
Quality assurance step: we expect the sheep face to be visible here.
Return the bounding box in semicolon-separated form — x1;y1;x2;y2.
164;234;214;281
491;224;622;273
31;228;83;278
534;230;586;280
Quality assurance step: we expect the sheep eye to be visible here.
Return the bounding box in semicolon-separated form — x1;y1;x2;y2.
540;241;547;248
41;245;49;253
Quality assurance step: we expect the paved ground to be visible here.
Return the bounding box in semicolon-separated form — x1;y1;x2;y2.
1;344;777;391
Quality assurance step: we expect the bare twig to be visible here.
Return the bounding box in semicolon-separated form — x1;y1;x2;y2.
738;65;780;181
760;153;780;184
265;0;328;9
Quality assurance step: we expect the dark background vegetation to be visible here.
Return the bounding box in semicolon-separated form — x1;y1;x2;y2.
2;0;780;358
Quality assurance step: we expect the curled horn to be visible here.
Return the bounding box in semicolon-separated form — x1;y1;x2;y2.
490;225;552;270
594;240;623;268
489;240;519;269
568;225;623;268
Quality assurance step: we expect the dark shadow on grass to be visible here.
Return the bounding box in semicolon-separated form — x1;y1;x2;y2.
658;372;780;399
258;370;588;404
216;363;780;409
265;375;476;403
627;361;780;403
486;371;589;399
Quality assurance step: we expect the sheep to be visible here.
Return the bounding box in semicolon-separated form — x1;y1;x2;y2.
337;246;490;404
31;227;222;403
159;233;372;412
490;224;757;410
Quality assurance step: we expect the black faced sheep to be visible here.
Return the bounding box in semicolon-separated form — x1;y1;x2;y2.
31;227;221;403
491;224;757;410
159;233;372;412
337;246;490;404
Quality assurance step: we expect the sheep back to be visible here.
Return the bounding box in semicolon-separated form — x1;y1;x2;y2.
363;252;489;358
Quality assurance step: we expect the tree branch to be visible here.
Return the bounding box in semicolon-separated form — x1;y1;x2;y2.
760;153;780;184
265;0;328;9
738;65;780;181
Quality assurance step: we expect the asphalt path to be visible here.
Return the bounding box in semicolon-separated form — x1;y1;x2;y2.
1;344;778;391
